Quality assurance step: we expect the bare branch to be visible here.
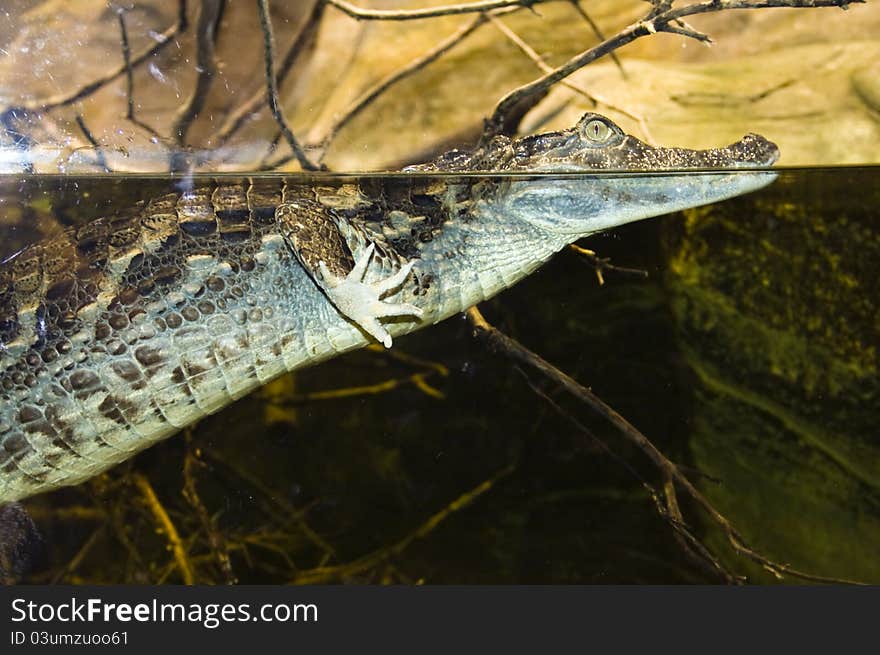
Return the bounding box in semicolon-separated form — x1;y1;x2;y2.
488;0;864;135
267;4;540;169
523;369;739;583
327;0;551;21
568;244;649;285
51;528;104;584
183;432;236;584
116;8;163;141
489;13;569;77
290;464;515;584
487;11;652;134
664;19;713;43
466;306;867;584
116;8;136;121
568;0;626;79
201;450;338;561
660;477;742;584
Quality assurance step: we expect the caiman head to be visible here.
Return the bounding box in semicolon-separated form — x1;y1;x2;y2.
417;112;779;237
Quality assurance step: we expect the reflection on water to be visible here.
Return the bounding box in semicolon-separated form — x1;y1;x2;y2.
1;168;877;584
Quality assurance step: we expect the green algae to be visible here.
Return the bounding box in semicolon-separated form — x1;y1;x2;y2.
665;168;880;582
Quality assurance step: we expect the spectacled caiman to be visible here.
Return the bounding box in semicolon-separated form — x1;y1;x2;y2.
0;113;779;503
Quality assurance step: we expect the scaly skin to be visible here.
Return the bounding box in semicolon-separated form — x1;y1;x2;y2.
0;113;779;502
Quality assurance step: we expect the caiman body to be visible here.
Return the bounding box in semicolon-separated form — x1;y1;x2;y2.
0;114;779;503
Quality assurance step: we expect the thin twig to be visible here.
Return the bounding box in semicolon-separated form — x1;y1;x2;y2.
266;0;564;169
522;369;738;583
200;450;338;561
117;8;135;120
74;115;110;172
23;506;104;523
568;0;626;79
290;464;515;583
659;477;741;583
216;0;327;147
488;14;597;100
52;528;104;584
309;12;490;163
116;9;163;141
257;0;320;171
366;343;450;377
327;0;552;21
106;504;149;581
267;7;513;169
183;433;236;584
568;244;649;285
133;473;195;585
278;370;446;402
487;12;650;133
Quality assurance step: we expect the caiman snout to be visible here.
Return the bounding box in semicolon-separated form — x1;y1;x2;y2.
729;133;780;167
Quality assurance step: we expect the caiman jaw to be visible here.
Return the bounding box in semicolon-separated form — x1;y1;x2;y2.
492;112;781;237
611;132;780;171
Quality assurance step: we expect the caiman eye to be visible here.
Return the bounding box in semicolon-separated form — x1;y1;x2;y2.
582;119;612;143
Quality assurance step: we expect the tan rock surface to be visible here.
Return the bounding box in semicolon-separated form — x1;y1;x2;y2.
0;1;876;171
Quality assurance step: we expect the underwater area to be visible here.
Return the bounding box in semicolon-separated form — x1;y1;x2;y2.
1;0;878;587
1;166;877;584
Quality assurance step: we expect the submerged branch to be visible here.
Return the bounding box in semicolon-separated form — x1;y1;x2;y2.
522;370;739;583
133;473;195;585
183;433;236;584
568;245;649;285
466;306;866;584
290;464;515;583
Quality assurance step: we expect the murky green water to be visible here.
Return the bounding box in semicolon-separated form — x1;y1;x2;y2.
1;168;877;584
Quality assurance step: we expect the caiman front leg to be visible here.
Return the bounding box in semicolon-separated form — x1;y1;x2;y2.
276;200;423;348
316;243;422;347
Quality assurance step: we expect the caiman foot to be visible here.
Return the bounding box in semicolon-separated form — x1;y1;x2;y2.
319;243;423;348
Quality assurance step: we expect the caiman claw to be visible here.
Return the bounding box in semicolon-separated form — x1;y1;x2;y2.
318;243;423;348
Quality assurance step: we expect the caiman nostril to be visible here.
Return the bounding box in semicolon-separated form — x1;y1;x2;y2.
730;133;780;167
